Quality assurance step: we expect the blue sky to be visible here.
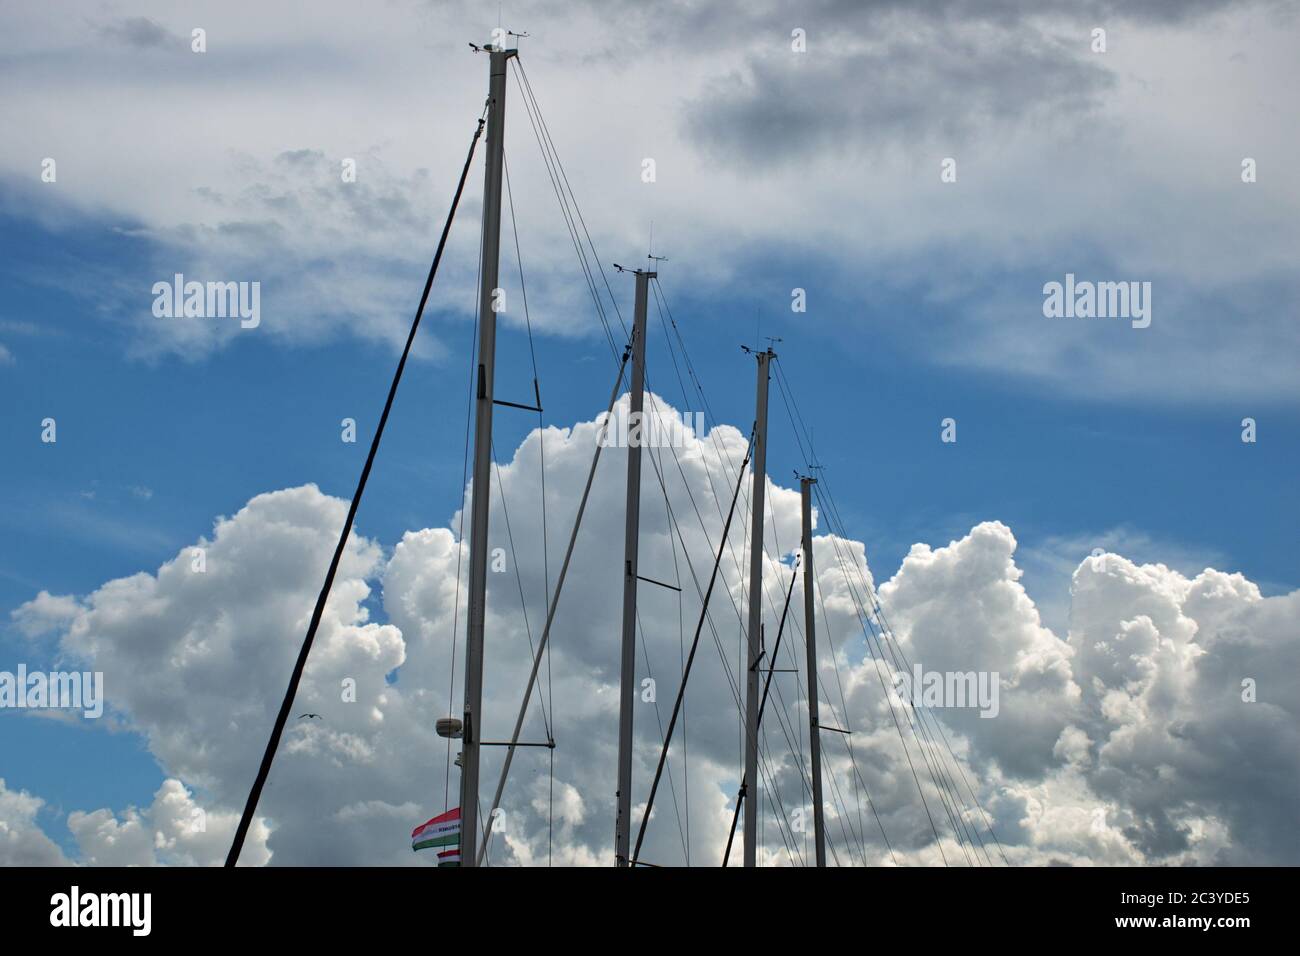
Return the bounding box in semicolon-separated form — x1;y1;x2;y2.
1;0;1297;866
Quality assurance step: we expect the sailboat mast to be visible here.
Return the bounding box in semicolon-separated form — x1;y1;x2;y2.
460;43;514;868
800;476;827;866
743;348;773;867
615;268;654;866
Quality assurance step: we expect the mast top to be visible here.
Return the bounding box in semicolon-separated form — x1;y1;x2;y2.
468;42;520;57
613;262;657;278
741;341;779;357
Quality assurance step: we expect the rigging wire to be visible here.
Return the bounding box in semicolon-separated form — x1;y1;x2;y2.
649;293;816;761
767;357;953;858
820;481;1004;865
502;148;557;866
477;349;631;864
819;472;1004;864
722;561;800;865
225;114;487;867
657;439;691;864
810;480;972;864
635;396;811;860
503;59;731;863
509;59;624;359
771;354;1006;864
635;610;691;862
643;406;708;868
631;429;754;865
613;333;853;862
759;367;881;862
514;59;627;338
632;390;812;864
650;279;887;863
805;518;892;864
638;418;805;861
808;513;898;866
646;347;799;855
489;445;551;740
643;437;795;862
804;467;989;864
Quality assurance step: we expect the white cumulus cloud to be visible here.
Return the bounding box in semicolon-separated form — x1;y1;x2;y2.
8;397;1299;865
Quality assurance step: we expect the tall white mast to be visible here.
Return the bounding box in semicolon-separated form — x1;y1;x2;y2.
459;41;515;868
801;475;827;866
614;268;654;865
743;348;774;866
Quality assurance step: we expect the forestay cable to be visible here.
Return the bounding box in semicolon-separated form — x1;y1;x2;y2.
225;113;487;867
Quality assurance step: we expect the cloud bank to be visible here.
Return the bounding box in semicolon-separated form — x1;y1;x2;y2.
5;396;1296;865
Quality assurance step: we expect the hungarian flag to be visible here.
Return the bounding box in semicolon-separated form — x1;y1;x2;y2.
412;808;461;854
436;847;461;867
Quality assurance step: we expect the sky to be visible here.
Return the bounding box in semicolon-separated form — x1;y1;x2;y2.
0;0;1297;866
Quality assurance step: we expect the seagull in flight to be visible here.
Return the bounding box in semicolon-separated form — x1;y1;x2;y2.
298;713;322;720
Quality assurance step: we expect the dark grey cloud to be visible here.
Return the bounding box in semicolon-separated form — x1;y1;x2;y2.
540;0;1259;61
585;0;1260;167
99;16;182;50
683;21;1112;167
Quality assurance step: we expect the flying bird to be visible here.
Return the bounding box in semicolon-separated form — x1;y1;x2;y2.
298;713;322;720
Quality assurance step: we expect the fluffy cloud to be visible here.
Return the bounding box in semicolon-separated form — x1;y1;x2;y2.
0;775;271;867
0;778;69;866
67;778;269;867
869;530;1300;865
8;396;1297;865
55;485;404;802
876;522;1080;779
1067;559;1300;863
10;590;81;638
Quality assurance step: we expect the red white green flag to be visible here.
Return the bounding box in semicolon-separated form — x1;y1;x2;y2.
412;807;461;856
